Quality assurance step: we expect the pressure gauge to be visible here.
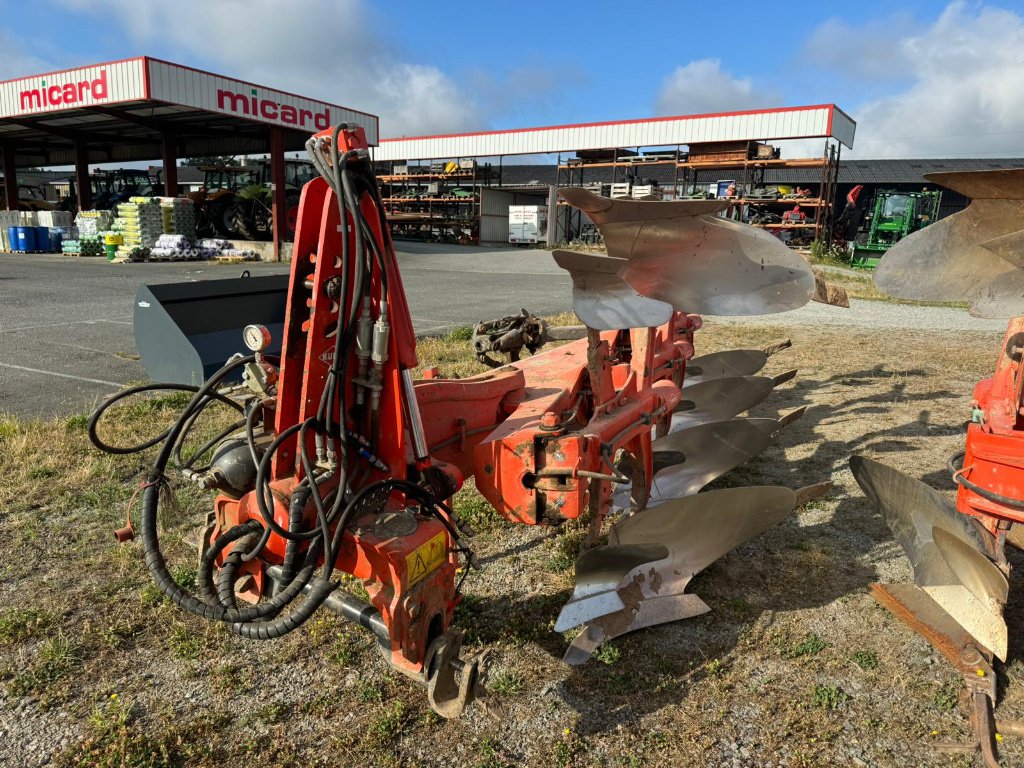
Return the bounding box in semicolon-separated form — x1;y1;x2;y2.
243;324;272;353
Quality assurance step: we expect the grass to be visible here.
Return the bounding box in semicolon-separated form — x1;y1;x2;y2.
790;632;830;658
0;608;55;644
0;317;1015;767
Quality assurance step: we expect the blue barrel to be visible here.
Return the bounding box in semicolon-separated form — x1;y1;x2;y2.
6;227;16;252
36;227;52;251
12;226;37;252
48;228;62;252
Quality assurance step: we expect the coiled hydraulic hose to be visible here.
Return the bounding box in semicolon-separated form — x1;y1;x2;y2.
949;450;1024;510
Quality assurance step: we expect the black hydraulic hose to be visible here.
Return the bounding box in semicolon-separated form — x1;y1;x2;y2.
178;417;247;471
136;355;340;633
252;422;322;542
215;531;262;610
89;382;242;456
949;450;1024;510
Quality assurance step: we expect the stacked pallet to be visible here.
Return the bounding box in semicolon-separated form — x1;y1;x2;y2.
75;210;114;237
161;198;197;240
0;210;21;250
62;235;103;257
113;198;162;259
37;211;74;228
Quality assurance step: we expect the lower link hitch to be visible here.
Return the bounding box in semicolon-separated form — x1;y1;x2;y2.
422;630;489;719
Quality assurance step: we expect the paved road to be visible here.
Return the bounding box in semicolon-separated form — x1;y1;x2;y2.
0;244;570;418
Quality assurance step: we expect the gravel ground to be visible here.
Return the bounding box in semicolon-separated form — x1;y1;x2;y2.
710;298;1007;332
3;318;1022;768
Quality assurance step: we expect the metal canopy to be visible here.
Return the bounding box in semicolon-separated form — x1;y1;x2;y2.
0;57;378;168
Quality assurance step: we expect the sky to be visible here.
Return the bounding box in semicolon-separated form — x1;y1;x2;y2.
3;0;1024;159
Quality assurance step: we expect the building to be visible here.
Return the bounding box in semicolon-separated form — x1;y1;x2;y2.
372;105;856;245
0;57;378;258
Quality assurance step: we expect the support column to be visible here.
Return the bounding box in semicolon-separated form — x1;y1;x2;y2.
269;126;287;262
75;142;92;211
161;133;178;197
1;144;18;211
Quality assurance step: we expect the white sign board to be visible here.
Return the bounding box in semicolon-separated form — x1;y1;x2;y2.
0;59;147;118
147;59;378;144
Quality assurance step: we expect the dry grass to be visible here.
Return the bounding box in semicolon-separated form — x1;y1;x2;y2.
1;317;1021;767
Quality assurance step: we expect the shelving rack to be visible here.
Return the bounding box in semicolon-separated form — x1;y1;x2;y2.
377;162;496;242
553;140;842;245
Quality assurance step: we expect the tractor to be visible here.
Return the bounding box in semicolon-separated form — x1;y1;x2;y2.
850;188;942;268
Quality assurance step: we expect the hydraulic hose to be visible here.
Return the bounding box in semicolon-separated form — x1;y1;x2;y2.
949;450;1024;510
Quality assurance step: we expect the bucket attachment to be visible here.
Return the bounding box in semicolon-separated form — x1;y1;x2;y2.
647;411;804;505
670;371;797;432
134;273;289;385
683;340;791;387
552;249;673;330
849;456;1008;659
873;169;1024;317
557;484;829;663
558;188;815;315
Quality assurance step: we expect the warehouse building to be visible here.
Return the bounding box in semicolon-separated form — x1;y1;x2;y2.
371;105;856;245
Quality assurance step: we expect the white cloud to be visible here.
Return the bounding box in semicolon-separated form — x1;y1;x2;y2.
0;28;50;80
801;15;918;81
56;0;484;137
654;59;781;116
831;2;1024;158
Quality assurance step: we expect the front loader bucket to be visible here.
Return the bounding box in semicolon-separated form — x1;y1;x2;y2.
134;274;289;385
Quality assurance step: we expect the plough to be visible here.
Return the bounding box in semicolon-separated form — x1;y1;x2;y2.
92;123;845;718
852;168;1024;766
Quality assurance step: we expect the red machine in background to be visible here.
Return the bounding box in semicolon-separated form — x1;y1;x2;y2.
93;124;836;717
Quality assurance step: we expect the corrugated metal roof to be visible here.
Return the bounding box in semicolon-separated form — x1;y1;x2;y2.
373;105;855;161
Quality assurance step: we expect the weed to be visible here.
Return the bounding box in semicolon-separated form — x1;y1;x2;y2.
811;683;849;710
167;624;205;661
8;633;82;696
0;414;18;439
547;528;585;572
64;414;90;431
490;669;525;695
851;650;878;671
445;325;475;342
933;682;960;712
0;607;54;644
791;633;829;658
358;680;385;703
255;702;290;724
705;658;726;677
553;731;584;768
368;701;407;746
476;737;514;768
593;643;622;666
453;484;506;531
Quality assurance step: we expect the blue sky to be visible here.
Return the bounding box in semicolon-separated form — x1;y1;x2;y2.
3;0;1024;157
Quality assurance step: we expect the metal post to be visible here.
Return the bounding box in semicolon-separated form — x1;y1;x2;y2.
269;126;287;262
74;142;92;211
161;133;178;197
1;143;17;211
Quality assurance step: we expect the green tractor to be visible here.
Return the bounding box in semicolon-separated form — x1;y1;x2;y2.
223;159;316;240
851;189;942;268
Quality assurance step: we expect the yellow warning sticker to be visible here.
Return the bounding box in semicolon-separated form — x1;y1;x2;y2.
406;532;448;587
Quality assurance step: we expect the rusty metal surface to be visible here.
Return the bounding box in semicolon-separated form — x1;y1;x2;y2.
851;456;1007;658
558;188;815;316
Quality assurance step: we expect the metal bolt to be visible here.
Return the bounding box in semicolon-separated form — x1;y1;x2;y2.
539;411;560;430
